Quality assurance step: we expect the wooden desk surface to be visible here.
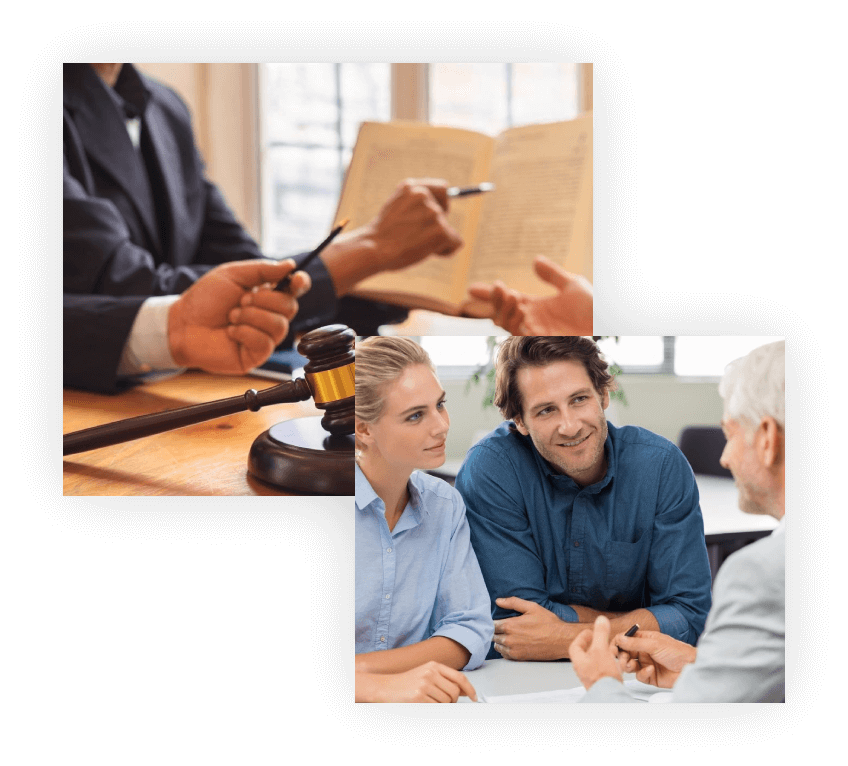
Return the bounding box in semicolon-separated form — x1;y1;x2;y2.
63;371;326;496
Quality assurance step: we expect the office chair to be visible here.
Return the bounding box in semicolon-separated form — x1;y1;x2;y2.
677;426;733;478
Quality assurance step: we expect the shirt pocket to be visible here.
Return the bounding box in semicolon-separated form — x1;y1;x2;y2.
604;533;648;608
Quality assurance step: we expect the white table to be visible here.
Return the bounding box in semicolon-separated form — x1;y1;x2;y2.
458;658;650;703
694;474;776;579
696;474;777;537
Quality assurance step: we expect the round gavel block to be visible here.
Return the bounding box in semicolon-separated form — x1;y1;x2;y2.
248;415;354;495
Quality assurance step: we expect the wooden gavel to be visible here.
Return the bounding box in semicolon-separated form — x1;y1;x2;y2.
63;325;355;456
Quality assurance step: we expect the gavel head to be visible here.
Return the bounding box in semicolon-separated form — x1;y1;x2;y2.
296;325;355;436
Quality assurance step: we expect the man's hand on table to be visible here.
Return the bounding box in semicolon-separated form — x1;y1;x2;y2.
493;596;580;661
614;629;697;689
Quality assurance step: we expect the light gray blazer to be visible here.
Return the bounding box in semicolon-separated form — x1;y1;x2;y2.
582;521;785;703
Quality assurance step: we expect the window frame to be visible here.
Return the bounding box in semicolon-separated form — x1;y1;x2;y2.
255;63;592;245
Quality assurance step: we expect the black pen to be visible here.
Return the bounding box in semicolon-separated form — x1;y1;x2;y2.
446;182;495;197
275;217;350;293
616;624;639;661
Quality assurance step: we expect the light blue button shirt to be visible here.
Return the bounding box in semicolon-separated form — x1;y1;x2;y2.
355;464;494;671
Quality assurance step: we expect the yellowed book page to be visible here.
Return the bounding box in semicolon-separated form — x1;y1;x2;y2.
465;114;593;296
562;116;593;282
338;122;494;306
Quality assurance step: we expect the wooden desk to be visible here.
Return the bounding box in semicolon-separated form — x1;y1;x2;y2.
63;371;326;496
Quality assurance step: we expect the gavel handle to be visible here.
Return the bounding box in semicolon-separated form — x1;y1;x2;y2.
63;378;312;456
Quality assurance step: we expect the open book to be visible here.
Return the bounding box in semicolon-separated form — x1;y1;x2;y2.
336;114;592;316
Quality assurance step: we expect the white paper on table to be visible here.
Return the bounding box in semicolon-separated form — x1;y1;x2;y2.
477;680;672;703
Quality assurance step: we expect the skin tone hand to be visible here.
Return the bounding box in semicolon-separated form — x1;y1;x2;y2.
468;255;593;335
318;178;464;295
355;662;478;703
362;178;464;269
167;258;310;375
493;596;575;661
613;630;697;689
493;597;659;661
569;616;624;690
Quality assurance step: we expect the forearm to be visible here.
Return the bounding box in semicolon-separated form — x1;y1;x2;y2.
318;229;381;296
354;671;387;703
549;609;660;659
570;606;660;635
354;637;470;674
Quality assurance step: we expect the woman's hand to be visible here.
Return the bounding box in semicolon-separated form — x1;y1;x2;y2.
355;661;477;703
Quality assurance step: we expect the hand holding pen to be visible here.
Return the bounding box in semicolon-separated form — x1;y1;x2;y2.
613;628;696;688
271;180;493;294
360;179;495;273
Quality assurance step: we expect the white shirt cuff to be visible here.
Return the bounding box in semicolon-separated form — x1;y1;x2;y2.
117;295;183;376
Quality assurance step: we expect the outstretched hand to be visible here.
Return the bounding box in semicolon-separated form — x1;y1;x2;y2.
468;255;593;335
569;616;624;690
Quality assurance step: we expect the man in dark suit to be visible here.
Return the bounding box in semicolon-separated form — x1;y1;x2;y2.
64;63;463;393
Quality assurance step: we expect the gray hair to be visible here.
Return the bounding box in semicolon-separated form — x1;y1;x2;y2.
718;340;785;430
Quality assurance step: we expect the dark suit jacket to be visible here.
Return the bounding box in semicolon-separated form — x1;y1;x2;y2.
63;63;405;393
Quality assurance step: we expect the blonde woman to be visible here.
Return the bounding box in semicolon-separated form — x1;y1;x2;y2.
354;337;493;703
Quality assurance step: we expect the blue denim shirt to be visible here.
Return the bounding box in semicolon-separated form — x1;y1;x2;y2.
455;422;712;655
355;465;494;670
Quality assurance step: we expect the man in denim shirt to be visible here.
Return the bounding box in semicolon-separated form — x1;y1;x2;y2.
455;337;712;661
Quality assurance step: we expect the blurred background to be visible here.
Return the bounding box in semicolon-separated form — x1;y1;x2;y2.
400;335;783;463
138;63;590;257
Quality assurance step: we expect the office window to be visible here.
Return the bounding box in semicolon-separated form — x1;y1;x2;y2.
598;337;784;377
596;337;671;373
674;336;784;377
418;336;508;378
259;63;582;256
259;64;391;256
430;63;580;133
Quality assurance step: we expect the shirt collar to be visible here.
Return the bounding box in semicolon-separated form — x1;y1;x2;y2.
354;463;379;511
354;464;423;533
406;472;428;522
97;64;151;120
